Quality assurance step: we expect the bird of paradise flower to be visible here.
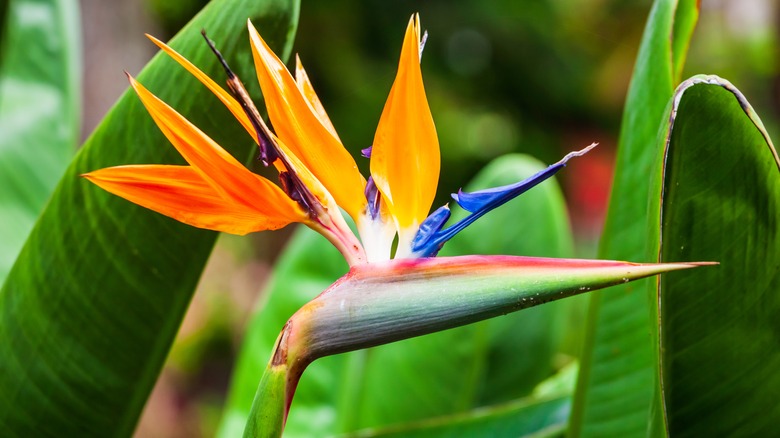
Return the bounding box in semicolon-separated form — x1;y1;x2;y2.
83;14;708;437
84;14;593;263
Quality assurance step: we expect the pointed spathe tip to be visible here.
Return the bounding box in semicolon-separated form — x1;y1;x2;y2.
655;260;718;267
664;261;719;268
622;260;717;278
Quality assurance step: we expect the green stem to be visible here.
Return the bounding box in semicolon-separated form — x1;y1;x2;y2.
243;322;308;438
243;362;288;438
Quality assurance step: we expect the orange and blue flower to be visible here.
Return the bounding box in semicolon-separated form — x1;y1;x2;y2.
84;15;593;265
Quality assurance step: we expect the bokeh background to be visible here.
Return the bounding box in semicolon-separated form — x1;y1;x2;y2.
76;0;780;436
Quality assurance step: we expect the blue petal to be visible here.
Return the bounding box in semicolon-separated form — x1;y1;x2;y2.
361;146;373;158
412;144;596;257
411;205;451;253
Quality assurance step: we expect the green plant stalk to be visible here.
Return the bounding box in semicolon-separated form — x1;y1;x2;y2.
245;332;295;438
243;255;709;437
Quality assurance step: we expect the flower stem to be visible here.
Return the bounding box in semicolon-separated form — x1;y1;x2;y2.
309;213;367;266
243;322;308;438
243;363;287;438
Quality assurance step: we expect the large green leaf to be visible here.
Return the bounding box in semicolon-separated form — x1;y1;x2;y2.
0;0;299;435
347;395;569;438
0;0;81;283
341;363;579;438
218;154;576;437
651;77;780;435
569;1;698;436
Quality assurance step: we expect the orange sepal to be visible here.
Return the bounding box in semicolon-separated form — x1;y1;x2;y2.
128;75;292;211
370;14;440;238
83;165;305;234
146;35;256;139
147;35;289;174
294;55;340;141
247;20;367;221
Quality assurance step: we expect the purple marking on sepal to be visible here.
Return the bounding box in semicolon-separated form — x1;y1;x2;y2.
411;205;451;255
256;131;279;166
201;31;279;167
279;171;308;210
364;176;381;220
413;144;596;257
361;146;373;158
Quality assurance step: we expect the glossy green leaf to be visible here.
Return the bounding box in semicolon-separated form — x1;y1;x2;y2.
218;154;577;437
652;76;780;435
570;1;699;436
343;396;570;438
341;363;579;438
0;0;299;435
0;0;80;283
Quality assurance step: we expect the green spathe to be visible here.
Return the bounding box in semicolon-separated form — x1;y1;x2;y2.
245;254;708;437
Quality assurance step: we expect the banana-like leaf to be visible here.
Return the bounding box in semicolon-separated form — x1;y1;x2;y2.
0;0;299;435
340;362;577;438
650;76;780;435
340;364;578;438
344;395;569;438
217;155;577;437
570;1;698;435
0;0;80;283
